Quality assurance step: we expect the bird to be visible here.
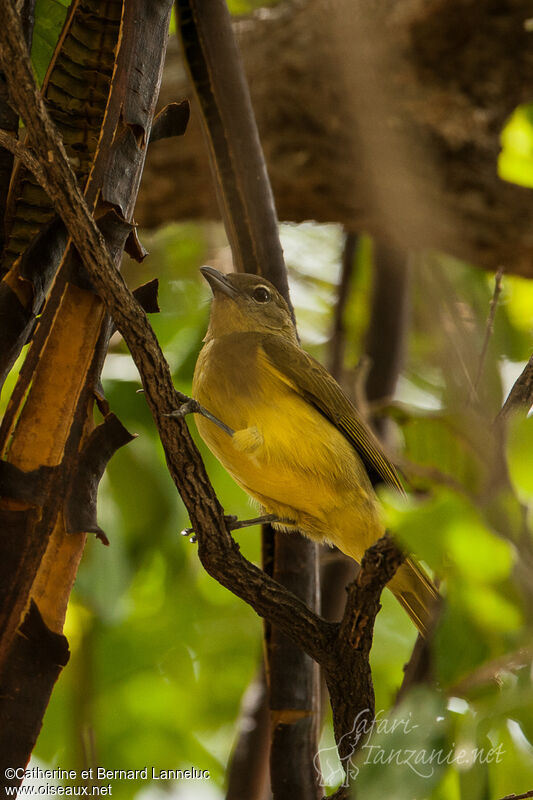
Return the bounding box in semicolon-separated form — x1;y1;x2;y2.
192;266;438;635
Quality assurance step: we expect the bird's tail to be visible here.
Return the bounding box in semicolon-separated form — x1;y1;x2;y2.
388;558;440;637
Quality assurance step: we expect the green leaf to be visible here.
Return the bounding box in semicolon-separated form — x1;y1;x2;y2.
353;688;450;799
507;415;533;496
32;0;70;85
460;584;522;634
399;410;497;495
487;723;533;797
499;104;533;188
434;597;491;686
446;516;513;584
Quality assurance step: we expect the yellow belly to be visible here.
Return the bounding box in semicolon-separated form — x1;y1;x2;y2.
192;339;384;562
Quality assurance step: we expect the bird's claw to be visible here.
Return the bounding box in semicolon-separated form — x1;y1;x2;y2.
165;398;197;419
180;526;197;543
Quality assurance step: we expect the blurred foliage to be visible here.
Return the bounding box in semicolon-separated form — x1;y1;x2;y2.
16;4;533;799
499;104;533;189
226;0;281;13
27;218;533;800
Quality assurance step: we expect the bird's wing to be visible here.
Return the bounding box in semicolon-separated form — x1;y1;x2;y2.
260;335;404;493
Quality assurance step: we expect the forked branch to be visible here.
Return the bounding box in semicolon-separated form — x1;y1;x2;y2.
0;1;402;780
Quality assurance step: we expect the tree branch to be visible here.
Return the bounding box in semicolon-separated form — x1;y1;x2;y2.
0;0;329;662
497;791;533;800
176;0;288;294
0;0;174;775
0;128;45;186
0;0;34;257
364;242;409;429
327;231;357;379
0;2;404;783
324;536;403;766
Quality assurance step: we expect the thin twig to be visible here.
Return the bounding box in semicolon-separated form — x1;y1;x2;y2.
450;646;533;697
472;266;504;399
399;456;467;494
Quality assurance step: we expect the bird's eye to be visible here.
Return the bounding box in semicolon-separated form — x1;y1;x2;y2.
252;286;271;303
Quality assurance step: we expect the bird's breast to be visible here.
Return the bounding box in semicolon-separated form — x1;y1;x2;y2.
192;335;370;516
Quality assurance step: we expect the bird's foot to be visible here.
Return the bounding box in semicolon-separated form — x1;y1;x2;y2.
180;526;198;543
180;513;282;542
226;513;281;530
165;395;234;437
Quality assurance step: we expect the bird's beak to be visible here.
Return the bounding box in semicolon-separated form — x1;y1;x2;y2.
200;266;238;299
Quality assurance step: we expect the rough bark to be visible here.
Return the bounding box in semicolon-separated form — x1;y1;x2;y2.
0;10;406;788
136;0;533;277
0;0;173;777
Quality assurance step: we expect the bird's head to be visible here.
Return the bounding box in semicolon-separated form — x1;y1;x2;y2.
200;267;297;343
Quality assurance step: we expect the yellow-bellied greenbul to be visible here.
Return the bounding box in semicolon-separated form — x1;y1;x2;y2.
193;267;438;634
